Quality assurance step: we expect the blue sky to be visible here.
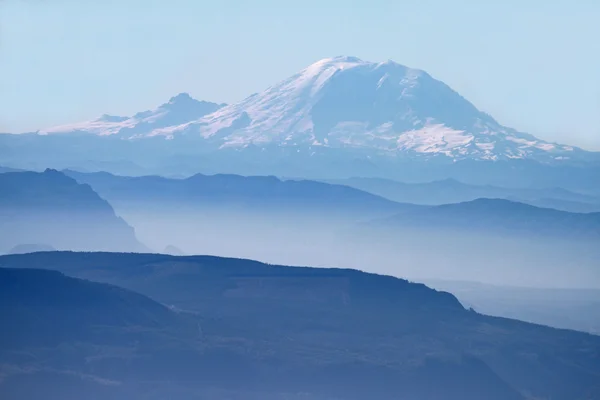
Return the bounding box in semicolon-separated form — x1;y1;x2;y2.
1;0;599;150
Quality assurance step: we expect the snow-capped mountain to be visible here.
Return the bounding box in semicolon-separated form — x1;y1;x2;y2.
41;56;590;162
44;93;225;138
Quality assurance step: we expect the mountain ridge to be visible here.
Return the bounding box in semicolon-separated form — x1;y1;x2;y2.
63;169;418;216
2;252;600;399
326;176;600;212
43;93;225;137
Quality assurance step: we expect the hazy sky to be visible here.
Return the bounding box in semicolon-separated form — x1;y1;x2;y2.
1;0;599;150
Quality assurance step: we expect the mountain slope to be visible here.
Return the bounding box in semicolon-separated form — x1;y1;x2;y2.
2;252;600;399
0;169;146;253
41;56;595;164
0;267;202;400
0;267;187;349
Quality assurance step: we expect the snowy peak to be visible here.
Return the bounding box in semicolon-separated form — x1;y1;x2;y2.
178;56;574;161
167;92;196;105
293;56;424;98
43;93;224;137
162;92;225;111
175;57;433;147
212;57;584;160
39;56;592;163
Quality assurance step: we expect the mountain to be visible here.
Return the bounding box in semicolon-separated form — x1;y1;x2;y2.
327;176;600;212
2;252;600;399
42;93;225;137
40;57;594;164
0;169;147;253
367;198;600;239
63;169;414;216
171;56;595;163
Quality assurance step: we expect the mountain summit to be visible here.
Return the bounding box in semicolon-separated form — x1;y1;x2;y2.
38;56;592;163
44;93;225;137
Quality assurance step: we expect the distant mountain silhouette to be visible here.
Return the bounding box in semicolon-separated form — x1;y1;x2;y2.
59;170;600;287
0;169;147;253
7;243;56;255
368;198;600;239
61;170;421;259
328;176;600;212
1;252;600;399
64;170;418;217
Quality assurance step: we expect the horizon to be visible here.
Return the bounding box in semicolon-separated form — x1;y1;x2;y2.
1;0;600;151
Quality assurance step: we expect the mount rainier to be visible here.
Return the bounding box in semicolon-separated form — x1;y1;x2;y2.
41;56;591;163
